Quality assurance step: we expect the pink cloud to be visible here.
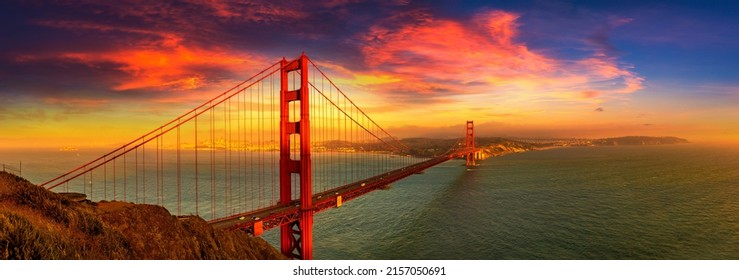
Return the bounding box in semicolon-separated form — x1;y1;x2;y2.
354;10;643;103
23;18;270;101
19;41;266;95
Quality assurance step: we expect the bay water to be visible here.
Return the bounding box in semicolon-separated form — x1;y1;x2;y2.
3;144;739;259
265;144;739;259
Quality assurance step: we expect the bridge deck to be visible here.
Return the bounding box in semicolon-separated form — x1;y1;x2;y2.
208;153;463;233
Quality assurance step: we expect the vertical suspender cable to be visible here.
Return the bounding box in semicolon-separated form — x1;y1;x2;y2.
143;139;146;203
104;156;107;200
113;157;116;200
195;114;199;215
135;146;139;203
177;120;181;215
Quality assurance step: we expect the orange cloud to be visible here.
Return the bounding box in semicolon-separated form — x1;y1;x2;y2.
18;29;267;101
354;10;643;105
68;36;261;91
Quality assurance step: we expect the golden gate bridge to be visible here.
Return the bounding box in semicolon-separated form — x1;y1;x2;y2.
39;54;478;260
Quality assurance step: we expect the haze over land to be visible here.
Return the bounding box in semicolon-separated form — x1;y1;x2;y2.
400;136;689;157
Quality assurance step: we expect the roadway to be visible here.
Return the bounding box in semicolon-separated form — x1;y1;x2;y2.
208;151;469;234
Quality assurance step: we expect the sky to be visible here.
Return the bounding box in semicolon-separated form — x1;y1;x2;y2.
1;0;738;148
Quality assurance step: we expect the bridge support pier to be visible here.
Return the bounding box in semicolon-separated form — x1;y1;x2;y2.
279;54;313;260
465;121;476;166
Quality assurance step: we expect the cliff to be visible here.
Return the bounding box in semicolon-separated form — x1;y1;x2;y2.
0;171;285;260
475;137;540;157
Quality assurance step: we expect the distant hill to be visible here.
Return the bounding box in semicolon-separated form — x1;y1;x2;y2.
0;171;285;260
399;137;543;157
591;136;689;146
399;136;689;157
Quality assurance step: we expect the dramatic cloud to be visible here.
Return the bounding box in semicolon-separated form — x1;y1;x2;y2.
5;1;737;146
1;1;282;105
348;10;643;104
0;1;417;102
17;37;264;93
2;3;643;107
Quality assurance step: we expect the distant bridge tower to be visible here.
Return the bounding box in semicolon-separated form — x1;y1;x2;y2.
465;120;476;166
280;54;313;260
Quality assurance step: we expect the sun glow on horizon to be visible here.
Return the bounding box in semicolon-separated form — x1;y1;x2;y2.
1;2;738;149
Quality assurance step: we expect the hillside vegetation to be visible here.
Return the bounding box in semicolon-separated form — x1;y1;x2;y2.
0;171;284;260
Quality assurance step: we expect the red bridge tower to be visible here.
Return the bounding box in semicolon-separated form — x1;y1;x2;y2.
465;120;476;166
280;54;313;259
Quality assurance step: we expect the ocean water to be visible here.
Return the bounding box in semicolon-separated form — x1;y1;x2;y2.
3;144;739;259
0;148;422;219
264;144;739;259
